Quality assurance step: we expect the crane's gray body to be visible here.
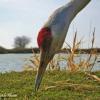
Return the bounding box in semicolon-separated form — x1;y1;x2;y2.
43;0;91;53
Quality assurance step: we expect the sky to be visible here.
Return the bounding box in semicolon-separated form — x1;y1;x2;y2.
0;0;100;49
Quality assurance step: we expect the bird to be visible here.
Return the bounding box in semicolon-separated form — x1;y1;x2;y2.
35;0;91;91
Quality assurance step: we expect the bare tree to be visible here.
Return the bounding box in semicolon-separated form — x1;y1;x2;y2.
14;36;31;48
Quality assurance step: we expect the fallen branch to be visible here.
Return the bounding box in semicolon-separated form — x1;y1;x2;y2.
44;82;100;91
85;73;100;82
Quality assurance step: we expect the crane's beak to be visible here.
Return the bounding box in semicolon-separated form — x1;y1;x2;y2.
35;50;53;91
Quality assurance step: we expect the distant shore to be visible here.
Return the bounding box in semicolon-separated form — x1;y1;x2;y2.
0;46;100;54
0;47;39;54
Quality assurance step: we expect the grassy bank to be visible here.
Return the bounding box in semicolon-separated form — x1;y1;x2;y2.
0;70;100;100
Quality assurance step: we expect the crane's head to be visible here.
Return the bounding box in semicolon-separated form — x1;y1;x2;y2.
35;27;54;91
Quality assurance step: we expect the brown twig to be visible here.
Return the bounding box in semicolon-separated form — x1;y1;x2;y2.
44;82;100;91
85;73;100;82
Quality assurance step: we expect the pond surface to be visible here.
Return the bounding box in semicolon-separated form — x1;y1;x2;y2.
0;54;100;73
0;54;32;73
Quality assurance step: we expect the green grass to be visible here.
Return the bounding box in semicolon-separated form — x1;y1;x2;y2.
0;70;100;100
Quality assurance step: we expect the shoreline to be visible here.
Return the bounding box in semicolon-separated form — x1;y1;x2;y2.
0;47;100;54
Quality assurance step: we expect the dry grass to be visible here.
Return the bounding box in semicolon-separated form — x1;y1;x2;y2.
24;49;63;71
64;28;98;73
24;28;98;74
24;50;40;71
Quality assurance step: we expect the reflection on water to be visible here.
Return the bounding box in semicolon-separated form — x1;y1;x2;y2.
0;54;100;73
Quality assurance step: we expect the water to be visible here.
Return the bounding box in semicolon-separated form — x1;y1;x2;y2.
0;54;100;73
0;54;32;73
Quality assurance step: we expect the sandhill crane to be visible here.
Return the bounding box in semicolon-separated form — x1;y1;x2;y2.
35;0;91;91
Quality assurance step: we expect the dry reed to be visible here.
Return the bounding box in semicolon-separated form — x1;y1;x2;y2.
24;28;98;73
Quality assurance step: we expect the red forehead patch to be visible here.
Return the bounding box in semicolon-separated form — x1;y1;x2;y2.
37;27;52;48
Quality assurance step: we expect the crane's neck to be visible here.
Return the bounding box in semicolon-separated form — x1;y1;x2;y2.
58;0;91;45
65;0;91;23
71;0;91;13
